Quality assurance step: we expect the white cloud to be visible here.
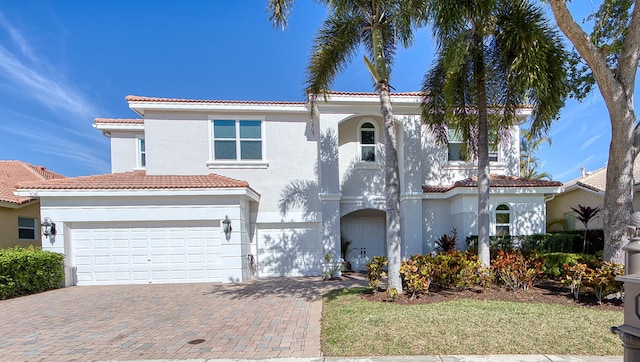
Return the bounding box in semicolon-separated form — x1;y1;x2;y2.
0;15;98;120
0;11;38;63
580;134;602;150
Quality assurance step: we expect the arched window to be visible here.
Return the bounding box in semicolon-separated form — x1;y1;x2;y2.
495;204;511;237
360;122;376;162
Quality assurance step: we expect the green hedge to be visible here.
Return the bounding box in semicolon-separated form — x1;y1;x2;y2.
465;230;604;255
0;246;64;299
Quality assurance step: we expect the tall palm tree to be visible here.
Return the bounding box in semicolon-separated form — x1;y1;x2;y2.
520;128;552;180
421;0;568;266
268;0;424;291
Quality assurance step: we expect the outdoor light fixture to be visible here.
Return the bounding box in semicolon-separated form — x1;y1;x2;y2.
222;215;232;240
41;217;56;238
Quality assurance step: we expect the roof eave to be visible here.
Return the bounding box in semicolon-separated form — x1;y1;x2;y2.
0;198;37;209
128;100;309;116
423;186;562;199
16;187;260;202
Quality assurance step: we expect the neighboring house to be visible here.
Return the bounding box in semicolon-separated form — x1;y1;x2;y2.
16;92;561;286
546;157;640;231
0;161;65;248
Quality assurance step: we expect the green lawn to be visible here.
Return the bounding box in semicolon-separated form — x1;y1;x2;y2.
321;287;623;356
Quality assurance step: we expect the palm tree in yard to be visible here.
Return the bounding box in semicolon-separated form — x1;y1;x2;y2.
520;128;552;180
421;0;568;266
268;0;425;292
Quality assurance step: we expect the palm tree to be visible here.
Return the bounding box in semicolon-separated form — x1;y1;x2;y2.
268;0;424;292
520;128;552;180
421;0;568;266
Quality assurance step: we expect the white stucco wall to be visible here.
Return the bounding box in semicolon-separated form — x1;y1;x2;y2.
132;111;318;221
110;131;143;173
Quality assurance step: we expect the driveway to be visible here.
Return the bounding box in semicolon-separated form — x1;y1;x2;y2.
0;275;367;361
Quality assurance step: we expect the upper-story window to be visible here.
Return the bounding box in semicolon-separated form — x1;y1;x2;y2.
360;122;376;162
18;217;36;240
495;204;511;237
448;129;465;161
213;119;263;161
448;128;499;162
138;138;146;168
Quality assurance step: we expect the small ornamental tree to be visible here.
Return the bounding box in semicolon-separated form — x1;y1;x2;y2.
571;204;602;253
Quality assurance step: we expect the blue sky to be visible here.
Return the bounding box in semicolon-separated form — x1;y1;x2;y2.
0;1;628;182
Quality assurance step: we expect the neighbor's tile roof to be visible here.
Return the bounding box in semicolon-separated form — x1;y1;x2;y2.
94;118;144;125
0;161;65;204
17;171;257;194
562;156;640;193
422;174;562;193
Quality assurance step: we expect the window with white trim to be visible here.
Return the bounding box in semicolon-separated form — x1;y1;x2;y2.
495;204;511;237
448;129;465;161
18;217;36;240
212;119;263;161
447;128;499;162
138;138;146;168
360;122;376;162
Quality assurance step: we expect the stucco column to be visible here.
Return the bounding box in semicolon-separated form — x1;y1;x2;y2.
317;115;343;259
399;115;423;256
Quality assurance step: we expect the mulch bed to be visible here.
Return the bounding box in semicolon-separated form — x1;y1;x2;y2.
360;280;623;311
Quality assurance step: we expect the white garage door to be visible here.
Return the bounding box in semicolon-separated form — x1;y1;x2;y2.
71;221;221;285
256;224;322;277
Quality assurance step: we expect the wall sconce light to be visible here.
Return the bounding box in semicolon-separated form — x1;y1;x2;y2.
222;215;232;240
41;217;56;238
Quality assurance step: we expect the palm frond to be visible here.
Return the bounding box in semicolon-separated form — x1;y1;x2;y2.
306;13;364;102
267;0;294;30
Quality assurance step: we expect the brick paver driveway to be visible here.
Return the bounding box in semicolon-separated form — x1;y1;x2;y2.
0;275;366;361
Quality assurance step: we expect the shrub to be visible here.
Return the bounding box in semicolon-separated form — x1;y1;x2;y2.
399;251;490;296
0;246;64;300
583;261;624;304
434;228;458;253
562;263;588;300
400;255;433;298
491;250;544;292
467;230;604;255
565;261;624;303
365;256;387;292
542;253;598;279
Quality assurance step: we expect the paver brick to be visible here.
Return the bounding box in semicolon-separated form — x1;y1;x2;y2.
0;274;367;361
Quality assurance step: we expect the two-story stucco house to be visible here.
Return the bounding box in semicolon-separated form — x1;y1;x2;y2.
17;92;561;286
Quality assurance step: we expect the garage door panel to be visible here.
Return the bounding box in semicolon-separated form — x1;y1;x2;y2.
72;222;222;285
257;224;321;277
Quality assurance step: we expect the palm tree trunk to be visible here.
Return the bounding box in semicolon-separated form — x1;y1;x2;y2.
473;32;491;267
378;80;402;292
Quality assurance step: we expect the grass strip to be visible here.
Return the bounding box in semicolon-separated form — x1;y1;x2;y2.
322;287;623;356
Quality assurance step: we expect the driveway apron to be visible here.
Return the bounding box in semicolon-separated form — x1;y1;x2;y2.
0;275;367;361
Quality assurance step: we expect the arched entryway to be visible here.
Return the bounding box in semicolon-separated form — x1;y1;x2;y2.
340;209;386;270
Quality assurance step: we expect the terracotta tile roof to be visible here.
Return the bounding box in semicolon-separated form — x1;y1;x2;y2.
324;90;424;97
94;118;144;125
423;174;562;193
125;95;306;106
17;171;256;194
422;185;453;193
0;161;65;205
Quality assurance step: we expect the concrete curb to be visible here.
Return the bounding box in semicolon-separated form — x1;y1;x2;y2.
102;355;623;362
